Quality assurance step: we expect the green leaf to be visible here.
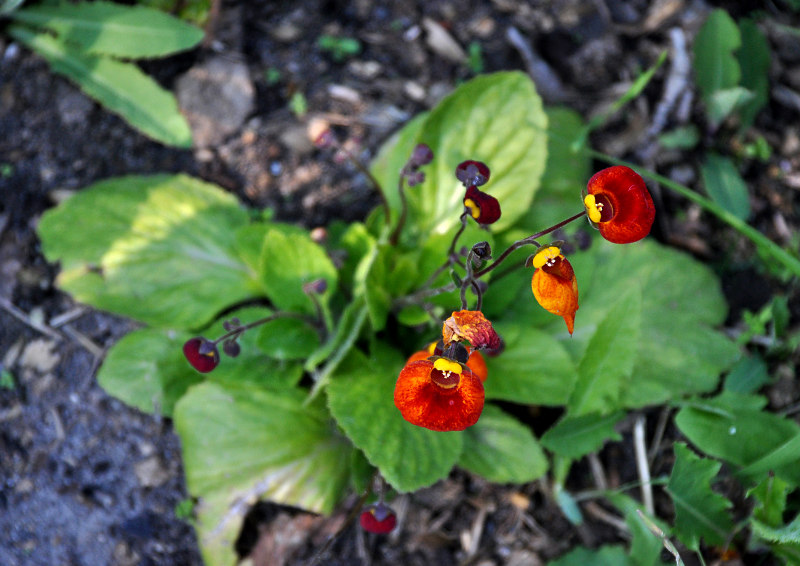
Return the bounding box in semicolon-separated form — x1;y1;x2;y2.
752;516;800;545
568;288;642;415
737;19;771;129
12;1;203;58
676;392;800;486
258;225;338;315
693;9;741;103
540;411;624;460
9;25;192;147
483;324;577;406
256;317;320;360
371;71;548;236
548;545;634;566
658;125;700;150
666;443;733;550
327;346;463;492
748;475;790;528
458;405;548;483
706;86;755;127
38;174;256;328
97;327;200;415
724;353;769;393
175;382;353;566
606;493;667;566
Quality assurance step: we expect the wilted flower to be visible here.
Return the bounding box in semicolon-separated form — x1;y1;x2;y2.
442;310;501;351
529;246;579;335
360;502;397;534
583;166;655;244
183;337;220;373
394;356;485;431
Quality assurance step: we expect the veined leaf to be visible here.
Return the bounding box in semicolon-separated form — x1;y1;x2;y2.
37;174;256;328
540;411;624;459
459;405;548;483
666;443;733;550
327;346;462;492
371;71;548;236
175;382;353;566
11;1;204;58
9;25;193;147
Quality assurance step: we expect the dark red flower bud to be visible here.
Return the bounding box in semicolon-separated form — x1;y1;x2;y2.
222;339;241;358
183;337;220;373
303;278;328;295
410;143;434;167
463;185;501;225
456;160;490;187
360;502;397;534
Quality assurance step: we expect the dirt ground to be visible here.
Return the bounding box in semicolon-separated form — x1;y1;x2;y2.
1;1;799;565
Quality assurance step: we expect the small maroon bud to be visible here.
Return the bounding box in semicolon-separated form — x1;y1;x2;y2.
183;338;220;373
359;502;397;534
472;241;492;260
406;170;425;187
410;143;434;166
223;317;241;332
222;339;241;358
456;160;490;187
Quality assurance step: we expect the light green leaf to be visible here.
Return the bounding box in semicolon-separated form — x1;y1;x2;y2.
175;382;353;566
707;86;755;127
676;392;800;486
9;26;192;147
256;317;320;360
459;405;548;483
666;443;733;550
658;125;700;150
540;411;624;459
327;346;463;492
606;493;667;566
371;71;548;236
748;475;790;528
752;516;800;545
38;174;256;328
568;288;642;415
259;225;338;315
12;1;204;58
737;19;771;129
97;327;200;416
693;9;741;103
483;324;577;406
548;545;634;566
700;153;750;220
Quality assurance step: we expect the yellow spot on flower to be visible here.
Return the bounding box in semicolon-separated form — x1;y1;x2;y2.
464;198;481;219
584;194;602;223
433;358;463;375
532;246;562;269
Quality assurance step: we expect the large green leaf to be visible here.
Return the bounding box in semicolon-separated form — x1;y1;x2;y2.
483;324;577;406
676;392;800;486
458;405;548;483
693;9;741;104
666;443;733;550
540;411;624;459
326;346;463;492
548;545;633;566
258;225;338;315
370;71;548;236
175;382;353;566
9;26;192;147
12;1;203;58
38;174;257;328
568;288;641;415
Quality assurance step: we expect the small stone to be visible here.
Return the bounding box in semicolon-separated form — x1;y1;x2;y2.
347;60;382;80
19;339;59;373
403;81;426;102
134;456;170;488
422;18;466;63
